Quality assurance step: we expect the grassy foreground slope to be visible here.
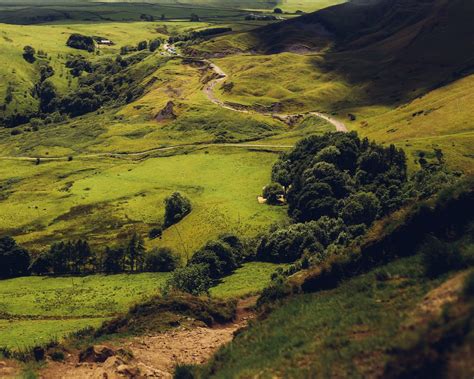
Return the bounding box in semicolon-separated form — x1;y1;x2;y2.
194;182;474;378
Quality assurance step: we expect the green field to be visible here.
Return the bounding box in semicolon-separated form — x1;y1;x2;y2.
0;273;170;349
0;148;286;253
210;262;289;298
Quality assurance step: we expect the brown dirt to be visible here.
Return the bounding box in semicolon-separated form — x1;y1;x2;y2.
38;298;256;379
0;359;19;378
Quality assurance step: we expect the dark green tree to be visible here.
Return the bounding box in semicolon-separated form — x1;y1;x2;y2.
164;192;192;227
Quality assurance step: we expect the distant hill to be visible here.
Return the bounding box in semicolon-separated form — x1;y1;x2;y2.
255;0;474;99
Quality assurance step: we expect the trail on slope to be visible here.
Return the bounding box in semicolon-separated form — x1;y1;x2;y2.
39;298;255;379
202;60;348;132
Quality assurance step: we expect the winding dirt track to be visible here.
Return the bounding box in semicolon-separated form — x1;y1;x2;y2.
203;60;348;133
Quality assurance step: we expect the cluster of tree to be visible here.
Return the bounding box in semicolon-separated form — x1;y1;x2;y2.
257;217;352;263
164;192;192;227
65;56;93;77
30;50;153;122
120;38;161;55
168;27;232;44
27;233;180;276
31;239;93;275
139;13;155;22
272;132;408;222
66;33;95;52
166;234;244;295
0;236;30;279
260;132;461;265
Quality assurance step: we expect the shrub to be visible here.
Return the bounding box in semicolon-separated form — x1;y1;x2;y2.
145;248;179;272
263;183;285;205
66;33;95;52
23;45;36;63
164;192;192;227
165;264;212;296
148;225;163;239
174;365;196;379
421;236;463;278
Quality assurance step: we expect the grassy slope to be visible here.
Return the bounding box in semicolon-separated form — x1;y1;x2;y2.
0;272;169;349
199;256;462;378
0;149;286;253
210;262;289;298
98;0;346;13
191;0;474;173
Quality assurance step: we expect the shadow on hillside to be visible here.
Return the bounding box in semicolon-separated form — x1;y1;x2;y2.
248;0;474;109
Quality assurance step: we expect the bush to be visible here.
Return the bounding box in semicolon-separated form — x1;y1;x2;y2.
263;183;285;205
164;192;192;227
145;248;179;272
66;33;95;52
166;264;212;296
23;45;36;63
421;236;463;278
148;226;163;239
174;365;196;379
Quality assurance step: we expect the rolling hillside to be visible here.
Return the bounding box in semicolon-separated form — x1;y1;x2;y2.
193;0;474;172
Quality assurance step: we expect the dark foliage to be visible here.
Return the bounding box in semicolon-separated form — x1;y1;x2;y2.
301;179;474;292
22;45;35;63
164;192;192;227
66;33;95;52
0;236;30;279
145;248;179;272
167;234;244;294
272;132;407;222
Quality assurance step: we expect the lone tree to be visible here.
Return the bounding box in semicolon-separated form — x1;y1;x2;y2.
190;13;200;22
164;192;192;227
274;8;283;14
22;45;36;63
0;236;30;279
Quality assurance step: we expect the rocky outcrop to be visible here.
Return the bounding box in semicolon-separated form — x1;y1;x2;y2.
155;101;177;121
79;345;115;363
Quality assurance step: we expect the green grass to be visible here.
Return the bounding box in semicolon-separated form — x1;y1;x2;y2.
0;272;169;349
0;318;107;350
0;273;170;317
0;148;286;253
210;262;289;298
199;255;446;378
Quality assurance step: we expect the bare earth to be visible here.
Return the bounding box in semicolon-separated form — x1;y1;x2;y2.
38;298;255;379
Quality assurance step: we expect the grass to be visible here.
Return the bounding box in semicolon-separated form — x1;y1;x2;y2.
199;255;447;377
0;148;286;253
0;273;170;317
210;262;289;298
0;272;169;349
0;318;107;350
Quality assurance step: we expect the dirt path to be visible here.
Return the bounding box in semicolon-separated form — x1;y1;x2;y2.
202;59;348;132
0;142;292;162
39;298;255;379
